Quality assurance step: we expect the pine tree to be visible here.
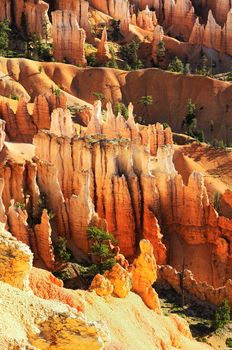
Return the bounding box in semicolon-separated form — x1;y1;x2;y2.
87;227;117;275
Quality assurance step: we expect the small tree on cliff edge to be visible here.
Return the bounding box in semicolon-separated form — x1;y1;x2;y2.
87;226;117;275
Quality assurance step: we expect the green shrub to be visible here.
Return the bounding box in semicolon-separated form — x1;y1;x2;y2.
119;40;143;70
114;102;128;119
168;57;184;73
54;87;61;97
226;338;232;348
53;269;72;281
195;55;212;77
138;95;153;107
218;139;225;148
29;192;55;226
93;92;105;101
157;40;166;60
86;52;97;67
15;202;26;210
106;46;118;69
87;226;117;276
163;122;170;129
54;236;72;263
10;94;19;101
212;300;231;330
0;19;11;56
107;19;122;41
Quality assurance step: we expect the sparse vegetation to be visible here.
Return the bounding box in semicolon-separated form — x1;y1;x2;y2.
119;40;143;70
54;236;72;263
168;56;184;73
106;46;118;69
93;92;105;101
54;87;61;97
0;19;11;56
10;94;19;101
182;99;205;142
114;102;128;119
163;122;170;129
28;192;55;227
195;55;212;77
53;269;72;281
226;338;232;348
157;40;166;61
138;95;153;107
87;226;117;276
212;300;231;330
15;201;26;210
107;19;122;42
86;52;97;67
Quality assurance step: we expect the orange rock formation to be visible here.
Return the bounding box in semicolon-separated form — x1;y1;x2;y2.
52;10;87;66
55;0;90;34
131;239;161;312
96;27;111;63
159;264;232;308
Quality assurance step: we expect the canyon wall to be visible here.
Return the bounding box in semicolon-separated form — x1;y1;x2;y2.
0;98;231;305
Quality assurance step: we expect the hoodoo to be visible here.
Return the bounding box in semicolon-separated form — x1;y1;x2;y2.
0;1;231;349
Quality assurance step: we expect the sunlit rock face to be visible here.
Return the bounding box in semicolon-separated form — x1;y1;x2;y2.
2;0;51;38
131;239;162;312
55;0;90;34
52;10;87;66
0;223;33;290
0;93;231;308
189;8;232;56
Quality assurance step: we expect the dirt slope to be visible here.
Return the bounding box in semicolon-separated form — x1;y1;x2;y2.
82;290;212;350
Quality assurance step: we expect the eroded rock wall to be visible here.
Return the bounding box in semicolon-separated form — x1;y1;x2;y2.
0;99;232;306
52;10;87;66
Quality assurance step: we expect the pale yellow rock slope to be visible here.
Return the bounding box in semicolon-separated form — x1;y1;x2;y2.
81;291;212;350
